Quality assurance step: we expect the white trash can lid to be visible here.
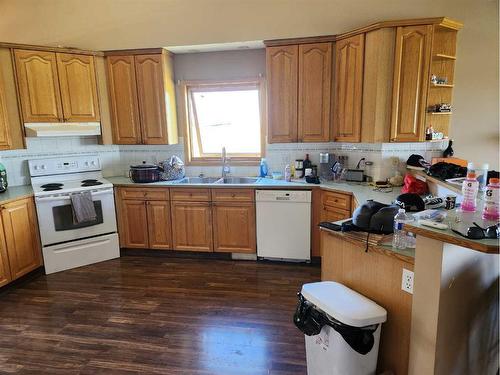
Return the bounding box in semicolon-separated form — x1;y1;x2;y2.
301;281;387;327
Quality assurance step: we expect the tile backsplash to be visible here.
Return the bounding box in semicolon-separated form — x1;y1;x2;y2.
0;136;446;186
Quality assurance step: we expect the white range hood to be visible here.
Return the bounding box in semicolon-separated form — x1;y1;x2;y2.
24;122;101;137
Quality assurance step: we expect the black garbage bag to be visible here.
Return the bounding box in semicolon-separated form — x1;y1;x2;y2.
428;162;467;180
293;293;378;355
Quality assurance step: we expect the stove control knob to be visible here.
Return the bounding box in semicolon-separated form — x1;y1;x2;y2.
33;165;39;170
40;164;46;170
84;161;89;167
91;161;96;166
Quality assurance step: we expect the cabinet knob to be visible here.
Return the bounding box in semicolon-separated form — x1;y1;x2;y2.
231;193;236;197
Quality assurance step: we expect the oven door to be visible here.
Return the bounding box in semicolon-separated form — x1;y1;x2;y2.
35;188;117;246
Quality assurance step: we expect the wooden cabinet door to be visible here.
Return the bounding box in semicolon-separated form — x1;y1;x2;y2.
146;201;172;250
56;53;100;122
106;55;141;144
135;54;168;144
0;67;12;150
298;43;332;142
14;49;62;122
390;25;432;142
0;216;12;287
117;199;148;248
266;45;298;143
1;198;42;280
171;201;213;252
320;205;351;223
212;202;256;253
333;34;365;142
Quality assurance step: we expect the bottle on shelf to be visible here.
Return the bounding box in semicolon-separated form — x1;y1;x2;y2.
482;178;500;222
461;163;479;212
302;154;312;178
259;158;269;178
425;125;434;141
443;139;454;158
392;209;414;250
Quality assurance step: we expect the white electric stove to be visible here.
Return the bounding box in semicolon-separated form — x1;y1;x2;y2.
29;155;119;274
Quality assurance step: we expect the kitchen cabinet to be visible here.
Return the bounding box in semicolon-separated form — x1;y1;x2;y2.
0;223;11;287
14;49;100;124
1;197;42;281
14;49;62;123
266;45;298;143
116;188;172;249
106;49;178;145
56;53;100;122
0;67;12;150
333;34;364;142
390;25;432;142
298;43;332;142
171;201;213;252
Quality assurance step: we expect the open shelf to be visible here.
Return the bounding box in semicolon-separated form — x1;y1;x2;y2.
434;53;456;60
430;83;454;88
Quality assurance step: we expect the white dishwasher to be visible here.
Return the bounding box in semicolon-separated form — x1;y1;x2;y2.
256;190;311;261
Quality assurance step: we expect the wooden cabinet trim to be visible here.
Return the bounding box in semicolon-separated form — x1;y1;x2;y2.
118;187;169;201
170;188;211;202
211;188;254;202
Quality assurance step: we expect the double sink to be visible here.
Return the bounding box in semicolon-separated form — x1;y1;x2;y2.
174;176;260;185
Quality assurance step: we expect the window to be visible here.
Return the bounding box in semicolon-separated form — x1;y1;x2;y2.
181;79;265;164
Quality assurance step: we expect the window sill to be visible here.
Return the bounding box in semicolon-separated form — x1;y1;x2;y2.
186;158;261;166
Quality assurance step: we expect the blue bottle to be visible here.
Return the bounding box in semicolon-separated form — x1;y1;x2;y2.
259;158;269;178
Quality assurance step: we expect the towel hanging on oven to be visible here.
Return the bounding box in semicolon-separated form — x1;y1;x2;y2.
70;191;97;224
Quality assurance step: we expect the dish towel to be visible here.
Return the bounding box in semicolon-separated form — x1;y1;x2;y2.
70;191;97;224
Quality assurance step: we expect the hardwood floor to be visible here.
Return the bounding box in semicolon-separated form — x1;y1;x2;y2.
0;256;320;374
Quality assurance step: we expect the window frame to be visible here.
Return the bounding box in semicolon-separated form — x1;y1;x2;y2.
180;78;266;166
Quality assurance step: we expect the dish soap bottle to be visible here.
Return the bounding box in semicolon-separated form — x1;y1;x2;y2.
259;158;269;178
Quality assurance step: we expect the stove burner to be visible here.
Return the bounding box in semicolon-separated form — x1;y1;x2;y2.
81;181;103;187
43;187;63;191
41;183;64;189
82;179;98;183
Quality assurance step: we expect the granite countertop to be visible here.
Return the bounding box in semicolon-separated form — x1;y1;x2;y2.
107;176;402;206
0;185;34;205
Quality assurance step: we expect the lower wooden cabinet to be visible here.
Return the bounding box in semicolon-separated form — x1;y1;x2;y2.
0;226;11;287
170;201;213;252
147;201;172;249
212;202;256;253
1;197;42;281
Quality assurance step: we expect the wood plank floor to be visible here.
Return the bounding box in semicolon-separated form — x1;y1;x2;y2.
0;256;320;374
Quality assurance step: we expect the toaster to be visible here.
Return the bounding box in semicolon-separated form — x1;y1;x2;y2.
345;169;364;182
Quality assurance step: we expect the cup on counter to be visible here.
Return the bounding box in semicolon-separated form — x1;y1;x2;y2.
445;195;457;210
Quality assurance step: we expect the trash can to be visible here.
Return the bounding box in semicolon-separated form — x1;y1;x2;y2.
293;281;387;375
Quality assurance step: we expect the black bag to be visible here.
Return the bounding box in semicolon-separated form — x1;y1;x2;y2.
350;200;400;234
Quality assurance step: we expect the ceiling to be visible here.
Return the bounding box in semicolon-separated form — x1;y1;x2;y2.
0;0;475;52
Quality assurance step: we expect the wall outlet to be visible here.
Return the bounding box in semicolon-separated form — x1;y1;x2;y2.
402;268;414;294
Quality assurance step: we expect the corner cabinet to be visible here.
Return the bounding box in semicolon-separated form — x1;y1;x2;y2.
0;197;42;282
14;49;100;123
390;25;432;142
106;50;178;145
266;45;298;143
333;34;365;142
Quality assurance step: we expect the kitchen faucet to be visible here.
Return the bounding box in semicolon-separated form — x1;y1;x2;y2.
221;147;231;178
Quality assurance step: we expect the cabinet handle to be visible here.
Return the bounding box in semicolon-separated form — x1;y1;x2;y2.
231;193;236;198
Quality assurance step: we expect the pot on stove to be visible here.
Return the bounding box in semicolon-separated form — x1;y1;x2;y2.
129;161;162;183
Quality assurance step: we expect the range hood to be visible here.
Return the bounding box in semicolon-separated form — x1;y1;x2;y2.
24;122;101;137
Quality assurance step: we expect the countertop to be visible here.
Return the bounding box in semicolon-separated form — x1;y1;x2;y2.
107;176;402;206
0;185;34;205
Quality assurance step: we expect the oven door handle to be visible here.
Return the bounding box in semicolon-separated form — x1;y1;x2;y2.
35;188;114;202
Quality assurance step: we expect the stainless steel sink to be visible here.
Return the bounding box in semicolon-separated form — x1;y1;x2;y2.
173;177;221;184
214;177;259;184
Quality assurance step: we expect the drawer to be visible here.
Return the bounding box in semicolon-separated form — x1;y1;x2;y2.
118;187;169;201
320;206;351;222
211;188;254;202
170;188;211;201
321;190;351;211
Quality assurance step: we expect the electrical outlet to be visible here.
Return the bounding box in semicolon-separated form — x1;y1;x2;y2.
402;268;414;294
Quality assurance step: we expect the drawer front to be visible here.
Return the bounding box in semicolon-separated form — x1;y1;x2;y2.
119;187;169;201
320;206;351;223
170;188;211;201
211;188;254;202
322;191;351;211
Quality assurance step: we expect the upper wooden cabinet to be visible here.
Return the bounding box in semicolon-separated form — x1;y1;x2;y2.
14;50;63;122
106;50;178;145
298;43;332;142
1;197;42;281
0;68;12;150
14;49;100;124
106;55;141;144
390;25;432;142
56;53;100;122
266;45;298;143
333;34;365;142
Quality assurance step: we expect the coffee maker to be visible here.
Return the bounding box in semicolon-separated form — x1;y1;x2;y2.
319;153;334;180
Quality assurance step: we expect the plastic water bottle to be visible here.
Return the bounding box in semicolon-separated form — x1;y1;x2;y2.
461;164;479;212
284;164;291;182
482;178;500;221
259;158;269;178
393;209;412;249
478;163;489;191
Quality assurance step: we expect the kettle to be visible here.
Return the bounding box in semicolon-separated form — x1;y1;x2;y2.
0;162;8;193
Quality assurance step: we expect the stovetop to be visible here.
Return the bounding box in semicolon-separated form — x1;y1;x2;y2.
32;176;113;196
